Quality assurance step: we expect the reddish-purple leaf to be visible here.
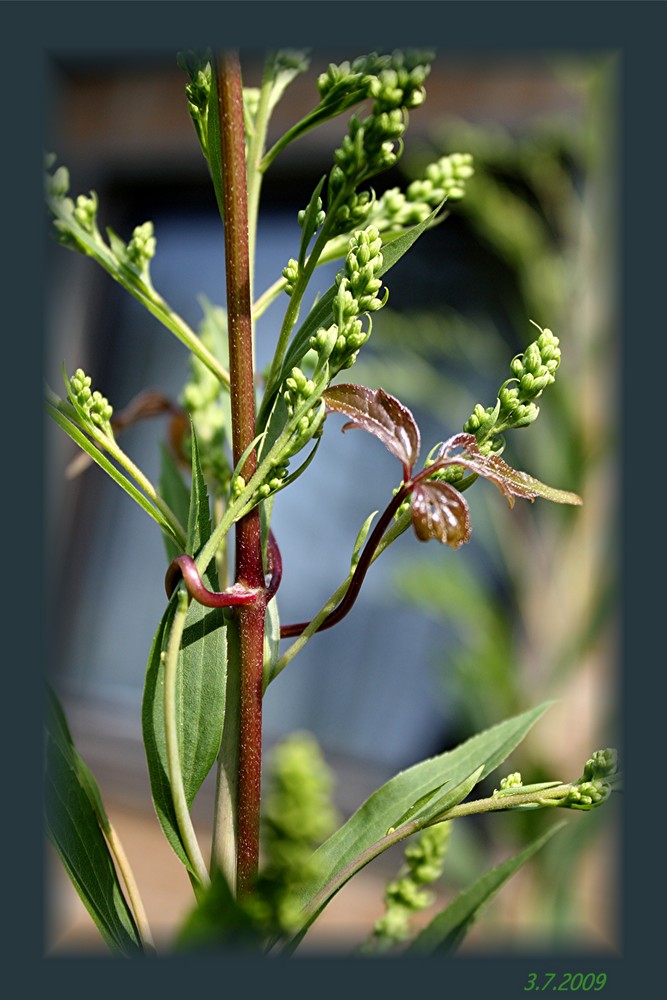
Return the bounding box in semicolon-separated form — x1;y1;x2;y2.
411;480;471;548
323;384;420;479
431;433;583;508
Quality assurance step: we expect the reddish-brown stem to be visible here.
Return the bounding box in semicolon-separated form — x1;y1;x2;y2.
280;483;412;638
217;51;265;895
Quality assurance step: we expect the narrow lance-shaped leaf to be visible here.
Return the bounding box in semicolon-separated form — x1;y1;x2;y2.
407;822;566;954
142;428;227;869
206;53;225;226
323;383;420;479
159;443;191;564
45;687;143;955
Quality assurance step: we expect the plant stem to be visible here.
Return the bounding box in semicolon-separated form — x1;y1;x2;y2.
216;51;266;896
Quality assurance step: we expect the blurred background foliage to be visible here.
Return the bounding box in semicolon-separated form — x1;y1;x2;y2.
351;56;618;948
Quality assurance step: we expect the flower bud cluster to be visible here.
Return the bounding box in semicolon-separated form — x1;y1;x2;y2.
177;52;211;158
581;748;617;782
325;52;434;235
283;367;326;450
496;772;523;793
69;369;114;436
369;823;450;951
73;192;99;234
297;197;326;233
247;733;338;934
463;325;562;451
316;54;383;106
317;50;429;110
281;258;299;296
563;780;611;810
309;228;387;376
46;161;101;253
46;159;157;289
248;367;327;502
561;748;617;811
373;153;475;230
126;221;156;274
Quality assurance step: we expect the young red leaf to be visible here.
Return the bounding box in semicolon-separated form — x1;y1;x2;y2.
323;383;420;479
411;480;471;548
432;433;583;508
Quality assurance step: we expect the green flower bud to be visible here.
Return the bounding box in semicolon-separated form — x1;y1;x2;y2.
530;373;552;394
385;877;431;911
564;781;611;810
582;748;618;782
282;258;299;296
231;474;246;499
309;324;339;363
510;356;525;378
499;384;520;408
68;369;113;435
510;402;539;428
523;342;543;374
73;193;98;234
126;221;156;275
48;164;70;199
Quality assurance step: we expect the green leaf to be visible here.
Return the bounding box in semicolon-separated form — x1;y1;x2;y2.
298;175;327;267
45;687;143;955
295;703;552;917
141;603;190;869
142;431;227;869
407;822;565;953
206;56;225;226
186;423;212;556
263;596;282;693
351;510;378;571
389;766;484;833
159;444;191;564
